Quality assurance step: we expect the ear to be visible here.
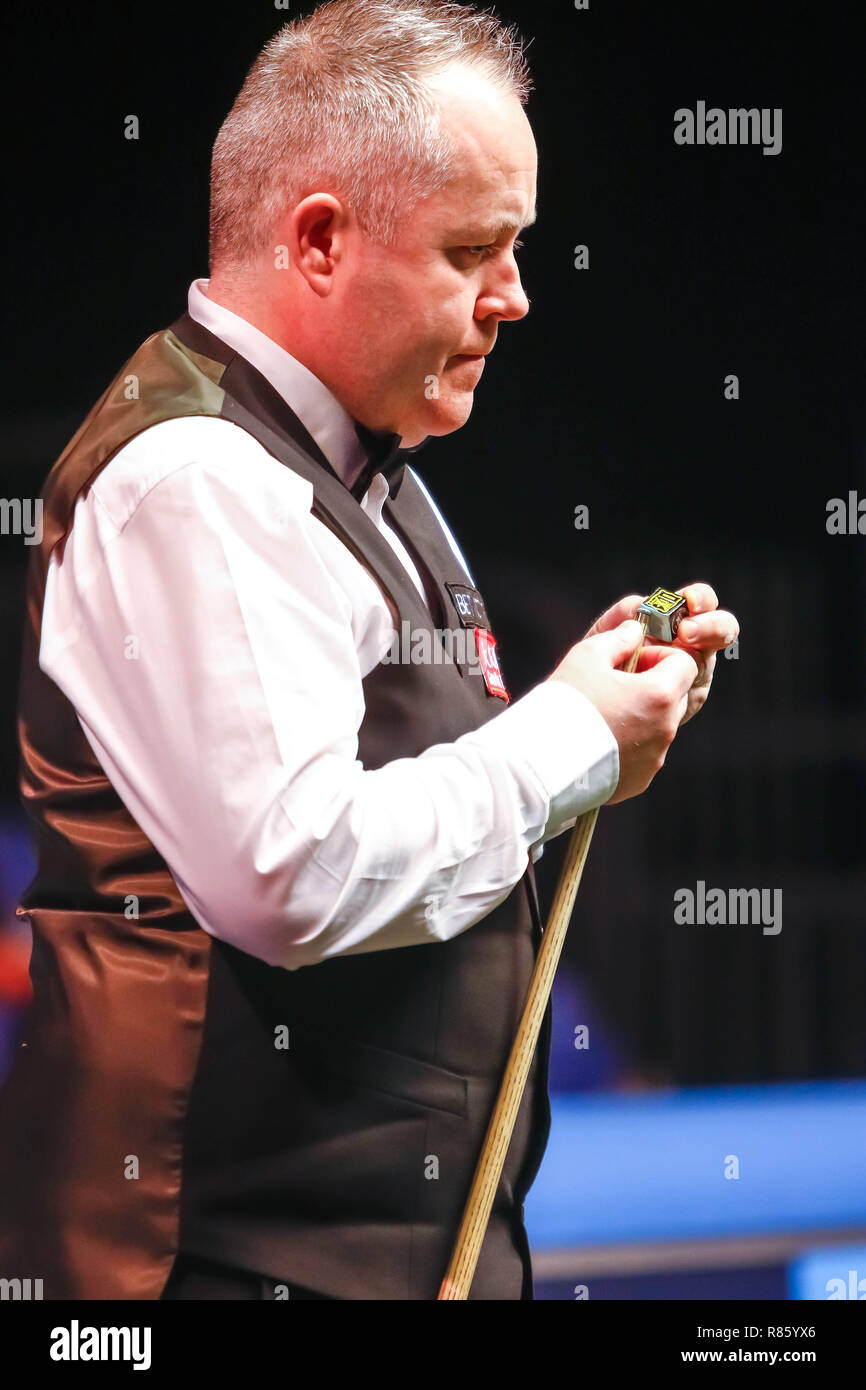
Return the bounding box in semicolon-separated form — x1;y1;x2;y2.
277;193;349;297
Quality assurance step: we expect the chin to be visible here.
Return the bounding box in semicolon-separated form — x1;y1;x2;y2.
419;394;475;439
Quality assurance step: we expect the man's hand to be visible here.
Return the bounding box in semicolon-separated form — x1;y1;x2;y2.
548;622;697;805
582;582;739;726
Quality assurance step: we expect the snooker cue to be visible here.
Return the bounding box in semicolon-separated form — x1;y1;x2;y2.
437;612;650;1300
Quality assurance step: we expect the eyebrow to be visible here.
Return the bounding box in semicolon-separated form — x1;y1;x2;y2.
460;208;538;241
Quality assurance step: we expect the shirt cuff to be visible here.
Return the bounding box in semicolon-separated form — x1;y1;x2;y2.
466;678;620;845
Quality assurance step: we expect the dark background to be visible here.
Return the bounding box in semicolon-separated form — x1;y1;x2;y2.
1;0;864;1088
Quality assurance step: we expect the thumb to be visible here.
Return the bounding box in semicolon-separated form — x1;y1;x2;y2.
591;618;646;667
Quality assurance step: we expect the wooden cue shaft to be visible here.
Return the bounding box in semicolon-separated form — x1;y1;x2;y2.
437;614;649;1301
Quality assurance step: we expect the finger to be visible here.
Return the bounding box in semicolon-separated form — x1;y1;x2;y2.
675;582;719;616
629;642;679;671
639;644;700;699
585;594;644;638
677;608;739;647
679;652;717;725
591;618;648;667
630;642;707;680
694;650;717;688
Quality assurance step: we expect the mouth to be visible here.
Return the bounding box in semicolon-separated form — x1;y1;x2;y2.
448;353;488;369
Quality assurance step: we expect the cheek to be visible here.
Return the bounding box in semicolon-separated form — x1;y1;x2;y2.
385;308;469;385
343;264;475;385
421;301;480;379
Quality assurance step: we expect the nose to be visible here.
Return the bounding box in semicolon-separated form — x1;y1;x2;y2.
475;252;530;325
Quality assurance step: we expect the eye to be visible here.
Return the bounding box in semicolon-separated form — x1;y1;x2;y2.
463;239;525;259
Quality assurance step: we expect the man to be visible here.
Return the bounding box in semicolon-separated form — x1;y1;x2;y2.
0;0;737;1300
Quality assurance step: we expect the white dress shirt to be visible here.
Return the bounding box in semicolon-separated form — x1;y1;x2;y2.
38;279;619;970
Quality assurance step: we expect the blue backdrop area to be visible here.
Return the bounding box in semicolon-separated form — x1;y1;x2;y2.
527;1081;866;1248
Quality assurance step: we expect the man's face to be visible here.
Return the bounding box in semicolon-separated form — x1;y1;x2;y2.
321;66;538;446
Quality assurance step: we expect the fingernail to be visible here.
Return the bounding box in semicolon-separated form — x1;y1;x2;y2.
678;620;699;640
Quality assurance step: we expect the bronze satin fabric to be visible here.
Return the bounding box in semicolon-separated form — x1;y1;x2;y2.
0;332;227;1297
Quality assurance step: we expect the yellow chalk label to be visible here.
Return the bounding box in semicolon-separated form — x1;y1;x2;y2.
643;587;683;614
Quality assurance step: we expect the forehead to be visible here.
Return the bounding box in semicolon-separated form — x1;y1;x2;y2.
421;66;538;234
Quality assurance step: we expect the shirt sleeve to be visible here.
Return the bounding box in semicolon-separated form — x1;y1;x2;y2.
39;415;619;970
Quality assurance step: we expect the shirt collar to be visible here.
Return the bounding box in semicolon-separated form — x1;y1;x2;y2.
187;278;426;500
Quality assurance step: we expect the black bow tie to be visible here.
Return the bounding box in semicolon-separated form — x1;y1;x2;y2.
351;422;430;502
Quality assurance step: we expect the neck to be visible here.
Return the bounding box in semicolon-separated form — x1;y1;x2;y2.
203;271;417;447
205;273;352;420
205;273;288;349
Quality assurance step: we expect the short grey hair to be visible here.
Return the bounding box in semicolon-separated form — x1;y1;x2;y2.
209;0;532;270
